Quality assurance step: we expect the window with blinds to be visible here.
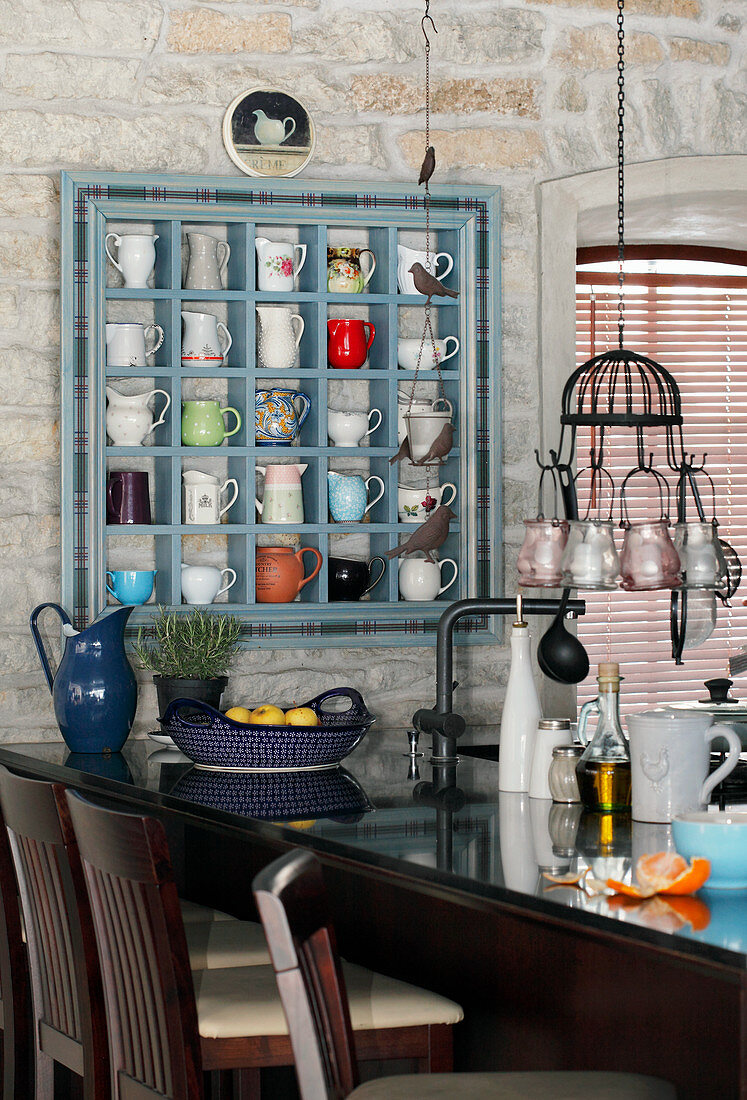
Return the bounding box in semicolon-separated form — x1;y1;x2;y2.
574;249;747;712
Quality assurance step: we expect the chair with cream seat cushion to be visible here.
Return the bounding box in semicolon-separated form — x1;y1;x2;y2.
252;850;678;1100
65;791;462;1099
180;899;236;923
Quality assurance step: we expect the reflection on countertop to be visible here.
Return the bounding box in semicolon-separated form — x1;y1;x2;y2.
2;730;745;962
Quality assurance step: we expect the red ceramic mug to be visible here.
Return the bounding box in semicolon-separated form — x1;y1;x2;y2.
327;319;375;369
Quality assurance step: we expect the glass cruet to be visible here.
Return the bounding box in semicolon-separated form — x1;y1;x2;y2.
575;662;632;812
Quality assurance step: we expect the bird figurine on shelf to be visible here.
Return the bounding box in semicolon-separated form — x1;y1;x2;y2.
411;420;454;466
409;262;459;303
385;505;455;563
418;145;435;186
389;436;413;465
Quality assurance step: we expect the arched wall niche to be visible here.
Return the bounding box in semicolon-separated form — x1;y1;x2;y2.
537;154;747;452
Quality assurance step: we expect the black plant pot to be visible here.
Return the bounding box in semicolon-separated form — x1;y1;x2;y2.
154;675;228;720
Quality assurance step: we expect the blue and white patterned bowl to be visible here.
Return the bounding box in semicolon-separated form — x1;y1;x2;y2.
160;687;375;771
169;765;373;821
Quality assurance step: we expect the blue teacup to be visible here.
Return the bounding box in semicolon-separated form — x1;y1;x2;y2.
106;569;156;605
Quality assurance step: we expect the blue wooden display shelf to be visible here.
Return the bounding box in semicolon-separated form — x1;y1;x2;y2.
60;171;502;646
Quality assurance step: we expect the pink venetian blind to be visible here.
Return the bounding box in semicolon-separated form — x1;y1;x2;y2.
574;249;747;712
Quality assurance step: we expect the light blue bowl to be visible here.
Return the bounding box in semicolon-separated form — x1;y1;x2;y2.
672;812;747;890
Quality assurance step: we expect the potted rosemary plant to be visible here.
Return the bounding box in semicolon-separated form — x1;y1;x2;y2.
133;607;242;716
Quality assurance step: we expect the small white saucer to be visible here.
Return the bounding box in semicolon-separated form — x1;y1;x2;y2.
147;731;177;748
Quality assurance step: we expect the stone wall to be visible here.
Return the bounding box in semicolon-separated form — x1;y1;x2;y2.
0;0;743;739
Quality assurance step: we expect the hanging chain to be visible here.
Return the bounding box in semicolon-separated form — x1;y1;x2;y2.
616;0;626;349
407;0;446;450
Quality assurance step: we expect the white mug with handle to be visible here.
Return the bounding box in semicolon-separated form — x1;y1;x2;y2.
627;709;741;822
180;563;237;604
398;556;458;601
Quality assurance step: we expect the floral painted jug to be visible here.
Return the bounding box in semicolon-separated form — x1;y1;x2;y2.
327;247;376;293
255;388;311;446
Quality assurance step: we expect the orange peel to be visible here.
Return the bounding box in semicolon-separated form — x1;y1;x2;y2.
606;851;710;898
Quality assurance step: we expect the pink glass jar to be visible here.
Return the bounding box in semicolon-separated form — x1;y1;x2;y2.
517;518;569;587
620;521;682;591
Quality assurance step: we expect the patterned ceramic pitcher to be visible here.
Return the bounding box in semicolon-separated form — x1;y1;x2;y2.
255;389;311;447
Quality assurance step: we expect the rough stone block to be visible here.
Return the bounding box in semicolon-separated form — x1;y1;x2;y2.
350;75;539;118
0;288;19;331
315;125;386;169
536;0;699;13
554;77;588;113
553;26;665;69
0;175;59;219
0;0;162;51
0;347;59;407
4;289;60;348
0;110;212;173
669;37;730;65
4;53;141;102
0;230;58;282
0;411;58;463
399;128;546;172
167;9;291;53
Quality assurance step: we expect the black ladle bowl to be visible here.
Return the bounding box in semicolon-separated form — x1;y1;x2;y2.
537;589;590;685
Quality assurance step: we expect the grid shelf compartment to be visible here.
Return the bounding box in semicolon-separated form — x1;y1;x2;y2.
63;171;501;646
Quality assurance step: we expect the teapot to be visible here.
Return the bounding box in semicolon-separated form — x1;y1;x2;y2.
255;464;307;524
30;604;137;753
252;108;296;146
106;385;171;446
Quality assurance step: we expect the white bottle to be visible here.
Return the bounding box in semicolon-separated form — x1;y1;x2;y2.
498;598;542;792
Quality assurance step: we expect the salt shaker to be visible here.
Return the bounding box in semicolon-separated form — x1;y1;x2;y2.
528;719;572;799
548;744;583;803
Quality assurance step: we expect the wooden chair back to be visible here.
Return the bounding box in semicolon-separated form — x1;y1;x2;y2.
0;765;109;1099
0;797;31;1098
65;788;204;1100
252;849;359;1100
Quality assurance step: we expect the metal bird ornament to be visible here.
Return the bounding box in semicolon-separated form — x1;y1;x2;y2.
389;436;413;465
418;145;435;186
411;421;454;466
409;262;459;303
385;505;455;563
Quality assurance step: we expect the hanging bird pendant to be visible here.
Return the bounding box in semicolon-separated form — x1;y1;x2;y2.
409;262;459;302
418;146;435;186
385;505;455;562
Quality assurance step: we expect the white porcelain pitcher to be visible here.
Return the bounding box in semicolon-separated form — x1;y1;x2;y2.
185;232;230;291
256;306;305;371
182;470;239;525
181;563;237;605
255;237;307;292
255;464;307;524
106;385;171;446
106;322;164;368
181;311;232;366
397;244;453;295
105;232;158;288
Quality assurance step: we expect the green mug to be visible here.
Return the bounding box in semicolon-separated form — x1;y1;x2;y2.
181;400;242;446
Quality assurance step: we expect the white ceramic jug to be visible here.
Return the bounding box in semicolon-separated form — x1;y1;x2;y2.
182;470;239;524
106;385;171;446
256;306;305;371
105;233;158;288
397;244;454;295
106;322;164;368
181;563;237;605
255;464;307;524
255;237;306;292
185;232;230;291
181;311;232;366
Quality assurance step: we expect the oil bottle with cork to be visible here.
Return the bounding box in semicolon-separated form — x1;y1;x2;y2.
576;662;632;812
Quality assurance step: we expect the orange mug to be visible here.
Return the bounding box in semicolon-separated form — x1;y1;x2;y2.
327;319;375;369
255;546;323;603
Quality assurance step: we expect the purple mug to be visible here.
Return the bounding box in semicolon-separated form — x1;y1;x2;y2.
106;471;152;525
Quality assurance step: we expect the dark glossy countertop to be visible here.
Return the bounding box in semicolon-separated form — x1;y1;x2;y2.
0;733;745;971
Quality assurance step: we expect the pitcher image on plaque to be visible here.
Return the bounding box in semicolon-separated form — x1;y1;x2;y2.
223;87;315;178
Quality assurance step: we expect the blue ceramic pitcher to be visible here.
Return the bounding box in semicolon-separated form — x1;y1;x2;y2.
30;603;137;753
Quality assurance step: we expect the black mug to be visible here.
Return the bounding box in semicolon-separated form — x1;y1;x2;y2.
328;556;386;602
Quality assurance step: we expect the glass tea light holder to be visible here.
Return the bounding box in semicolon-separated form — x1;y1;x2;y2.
618;468;681;592
674;521;728;590
560;519;620;590
559;461;620;590
517;467;568;588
